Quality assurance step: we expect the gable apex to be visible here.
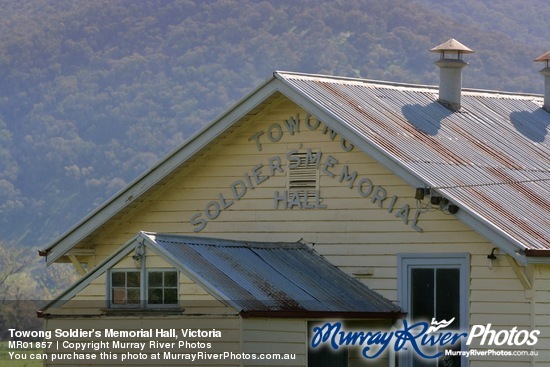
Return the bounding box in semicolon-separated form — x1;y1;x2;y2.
41;71;549;265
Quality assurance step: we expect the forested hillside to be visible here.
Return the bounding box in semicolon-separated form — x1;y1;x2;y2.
1;0;549;255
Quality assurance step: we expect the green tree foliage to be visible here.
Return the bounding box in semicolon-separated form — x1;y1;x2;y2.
0;0;548;251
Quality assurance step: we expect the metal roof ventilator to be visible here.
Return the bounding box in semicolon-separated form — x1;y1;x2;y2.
431;39;474;111
534;51;550;112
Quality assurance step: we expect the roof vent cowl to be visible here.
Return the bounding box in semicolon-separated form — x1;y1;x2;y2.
430;39;474;111
534;51;550;112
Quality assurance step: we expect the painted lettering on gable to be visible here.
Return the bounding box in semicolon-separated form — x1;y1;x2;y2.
248;114;353;152
274;190;327;210
190;114;423;232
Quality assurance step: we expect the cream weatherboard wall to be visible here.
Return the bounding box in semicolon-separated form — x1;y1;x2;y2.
534;265;550;366
55;95;539;366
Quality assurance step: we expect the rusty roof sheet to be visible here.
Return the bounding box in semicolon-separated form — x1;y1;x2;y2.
149;233;401;316
276;72;549;252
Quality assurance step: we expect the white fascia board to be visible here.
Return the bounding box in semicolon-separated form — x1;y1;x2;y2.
43;77;280;265
452;207;529;264
272;74;532;264
433;185;532;264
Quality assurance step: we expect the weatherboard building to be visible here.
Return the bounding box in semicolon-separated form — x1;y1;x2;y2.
39;40;550;366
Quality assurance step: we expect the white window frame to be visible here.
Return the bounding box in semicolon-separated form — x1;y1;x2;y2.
397;253;469;367
146;269;179;307
108;268;179;309
109;269;142;308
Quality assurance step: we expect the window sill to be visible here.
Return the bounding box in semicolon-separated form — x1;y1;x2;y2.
101;308;184;316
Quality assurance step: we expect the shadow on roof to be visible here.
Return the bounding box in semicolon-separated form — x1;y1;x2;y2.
510;109;549;143
401;102;453;136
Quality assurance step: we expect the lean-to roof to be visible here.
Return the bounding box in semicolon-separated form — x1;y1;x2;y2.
150;233;402;317
41;232;402;319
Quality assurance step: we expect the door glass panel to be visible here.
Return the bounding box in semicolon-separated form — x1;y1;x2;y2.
411;268;434;322
308;322;348;367
436;268;460;329
410;267;461;367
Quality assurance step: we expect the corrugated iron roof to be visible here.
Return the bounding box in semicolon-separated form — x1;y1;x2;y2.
275;72;549;252
147;233;401;317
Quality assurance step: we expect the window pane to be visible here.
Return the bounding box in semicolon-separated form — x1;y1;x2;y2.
148;288;162;304
164;271;178;287
436;269;460;329
146;271;178;305
127;271;140;287
127;288;141;304
112;288;126;304
411;268;434;322
164;288;178;304
111;271;142;306
112;272;125;287
148;271;163;287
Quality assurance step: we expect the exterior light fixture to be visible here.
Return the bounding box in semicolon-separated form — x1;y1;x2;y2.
487;247;498;270
415;187;428;200
430;195;442;205
447;204;459;214
414;188;459;214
